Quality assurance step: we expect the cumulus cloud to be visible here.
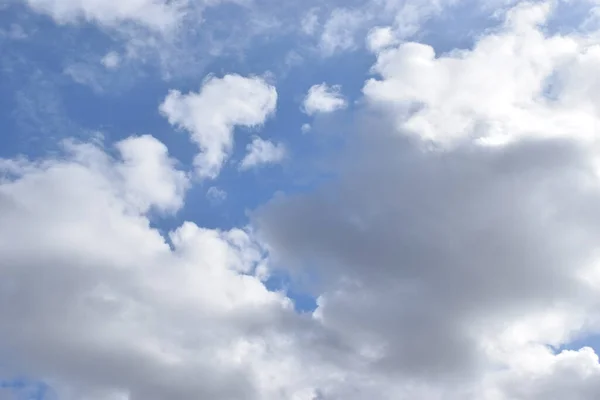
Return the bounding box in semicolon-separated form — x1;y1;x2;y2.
363;1;600;147
254;2;600;398
114;135;189;214
0;134;336;400
10;1;600;400
366;26;397;52
240;137;286;171
160;74;278;179
302;83;347;115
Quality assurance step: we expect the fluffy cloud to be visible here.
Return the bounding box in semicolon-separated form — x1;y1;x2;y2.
114;135;189;214
10;1;600;399
363;2;600;146
240;137;286;171
255;2;600;398
0;134;335;400
302;83;347;115
160;74;277;179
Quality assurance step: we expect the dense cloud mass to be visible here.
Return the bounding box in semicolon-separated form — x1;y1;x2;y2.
5;0;600;399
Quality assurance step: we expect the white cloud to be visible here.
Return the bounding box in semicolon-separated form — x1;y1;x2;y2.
255;2;600;399
101;51;121;69
239;137;286;171
366;26;397;52
0;135;330;400
23;0;186;31
363;1;600;147
302;83;347;115
11;1;600;400
114;135;189;214
301;123;311;133
159;74;277;179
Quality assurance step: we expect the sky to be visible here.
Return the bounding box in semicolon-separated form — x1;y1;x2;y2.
4;0;600;399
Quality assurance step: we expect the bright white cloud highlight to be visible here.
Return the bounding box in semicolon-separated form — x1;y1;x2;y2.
302;83;347;115
363;2;600;147
240;137;286;170
0;135;330;400
115;135;189;214
10;1;600;400
255;2;600;399
159;74;277;179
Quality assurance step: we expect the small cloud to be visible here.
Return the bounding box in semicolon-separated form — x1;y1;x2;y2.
101;51;121;69
159;74;278;179
206;186;227;204
366;26;397;53
239;137;286;171
302;83;347;115
301;123;311;134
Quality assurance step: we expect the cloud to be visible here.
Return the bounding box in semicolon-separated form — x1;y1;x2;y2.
114;135;189;214
0;134;333;400
366;26;397;52
363;1;600;147
9;1;600;399
159;74;278;179
240;137;286;171
302;83;347;115
22;0;186;31
254;2;600;397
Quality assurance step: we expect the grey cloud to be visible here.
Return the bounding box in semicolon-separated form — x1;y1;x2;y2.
255;120;600;383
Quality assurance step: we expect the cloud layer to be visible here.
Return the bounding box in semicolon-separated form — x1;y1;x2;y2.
6;1;600;400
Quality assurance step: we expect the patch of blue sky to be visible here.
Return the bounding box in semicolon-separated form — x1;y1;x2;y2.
556;334;600;356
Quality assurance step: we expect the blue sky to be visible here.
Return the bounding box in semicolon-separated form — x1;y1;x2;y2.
4;0;600;399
